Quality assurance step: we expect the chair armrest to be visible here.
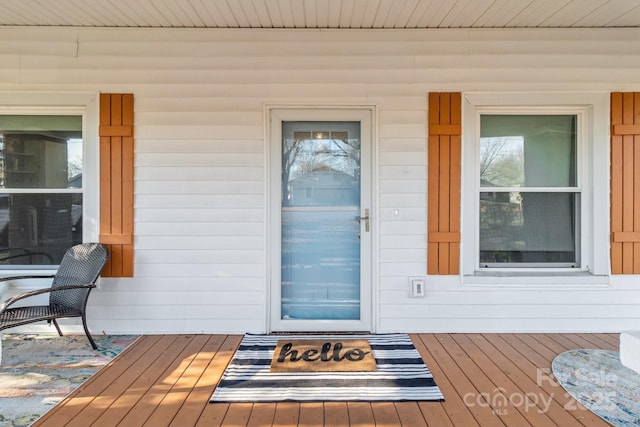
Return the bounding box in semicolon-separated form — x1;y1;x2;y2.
0;274;55;283
0;284;96;313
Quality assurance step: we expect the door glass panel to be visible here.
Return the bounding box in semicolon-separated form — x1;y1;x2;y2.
281;122;361;320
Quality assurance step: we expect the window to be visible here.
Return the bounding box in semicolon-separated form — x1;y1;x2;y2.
0;115;84;267
462;92;609;278
479;114;579;267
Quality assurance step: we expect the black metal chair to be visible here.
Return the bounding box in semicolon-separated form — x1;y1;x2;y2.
0;243;108;350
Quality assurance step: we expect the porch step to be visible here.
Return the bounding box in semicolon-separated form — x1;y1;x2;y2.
620;331;640;374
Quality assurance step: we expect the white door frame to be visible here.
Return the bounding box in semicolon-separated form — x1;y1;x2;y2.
266;106;376;333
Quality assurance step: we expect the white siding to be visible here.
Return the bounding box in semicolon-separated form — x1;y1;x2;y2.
1;27;640;334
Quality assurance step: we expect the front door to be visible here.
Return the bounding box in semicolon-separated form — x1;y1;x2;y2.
269;108;373;332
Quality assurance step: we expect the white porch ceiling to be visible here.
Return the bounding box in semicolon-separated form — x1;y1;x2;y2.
0;0;639;29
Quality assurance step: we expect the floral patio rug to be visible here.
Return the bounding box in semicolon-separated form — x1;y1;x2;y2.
552;349;640;426
0;334;138;427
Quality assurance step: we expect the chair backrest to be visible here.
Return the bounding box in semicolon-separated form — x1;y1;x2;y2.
50;243;109;309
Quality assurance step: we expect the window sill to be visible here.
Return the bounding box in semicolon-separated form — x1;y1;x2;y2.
462;271;610;289
0;271;57;290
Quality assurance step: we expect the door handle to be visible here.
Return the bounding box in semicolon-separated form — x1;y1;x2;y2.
355;208;369;232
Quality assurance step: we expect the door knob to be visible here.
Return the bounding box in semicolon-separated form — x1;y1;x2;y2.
355;208;369;232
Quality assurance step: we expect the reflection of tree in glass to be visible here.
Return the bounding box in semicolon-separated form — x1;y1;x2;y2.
292;143;328;176
68;155;82;180
480;137;524;187
294;139;359;177
282;138;301;205
282;137;360;206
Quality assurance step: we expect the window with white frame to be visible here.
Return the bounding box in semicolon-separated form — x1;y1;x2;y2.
462;93;609;277
0;114;84;267
479;113;579;267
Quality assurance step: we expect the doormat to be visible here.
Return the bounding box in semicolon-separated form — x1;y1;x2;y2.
270;339;377;372
210;333;445;403
552;349;640;426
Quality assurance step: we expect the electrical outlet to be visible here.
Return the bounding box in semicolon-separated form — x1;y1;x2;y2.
409;277;425;297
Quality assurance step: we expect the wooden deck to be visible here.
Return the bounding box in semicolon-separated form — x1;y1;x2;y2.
33;333;620;426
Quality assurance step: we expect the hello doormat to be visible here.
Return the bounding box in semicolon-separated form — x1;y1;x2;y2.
270;339;377;372
210;333;445;402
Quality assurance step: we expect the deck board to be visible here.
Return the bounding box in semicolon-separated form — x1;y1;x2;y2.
452;333;554;426
478;334;583;427
32;333;618;426
418;334;499;426
323;402;349;427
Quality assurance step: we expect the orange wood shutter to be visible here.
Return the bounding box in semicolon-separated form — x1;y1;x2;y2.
428;93;461;275
99;93;134;277
611;92;640;274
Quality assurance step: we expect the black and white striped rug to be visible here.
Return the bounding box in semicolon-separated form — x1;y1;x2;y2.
210;333;445;403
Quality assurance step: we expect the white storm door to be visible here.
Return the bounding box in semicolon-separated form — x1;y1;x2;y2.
269;108;373;332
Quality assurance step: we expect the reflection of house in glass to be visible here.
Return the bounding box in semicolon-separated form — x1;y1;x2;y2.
288;170;359;207
0;128;82;265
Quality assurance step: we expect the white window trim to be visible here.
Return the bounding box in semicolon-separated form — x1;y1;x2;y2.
0;92;99;277
477;107;583;269
461;92;610;286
